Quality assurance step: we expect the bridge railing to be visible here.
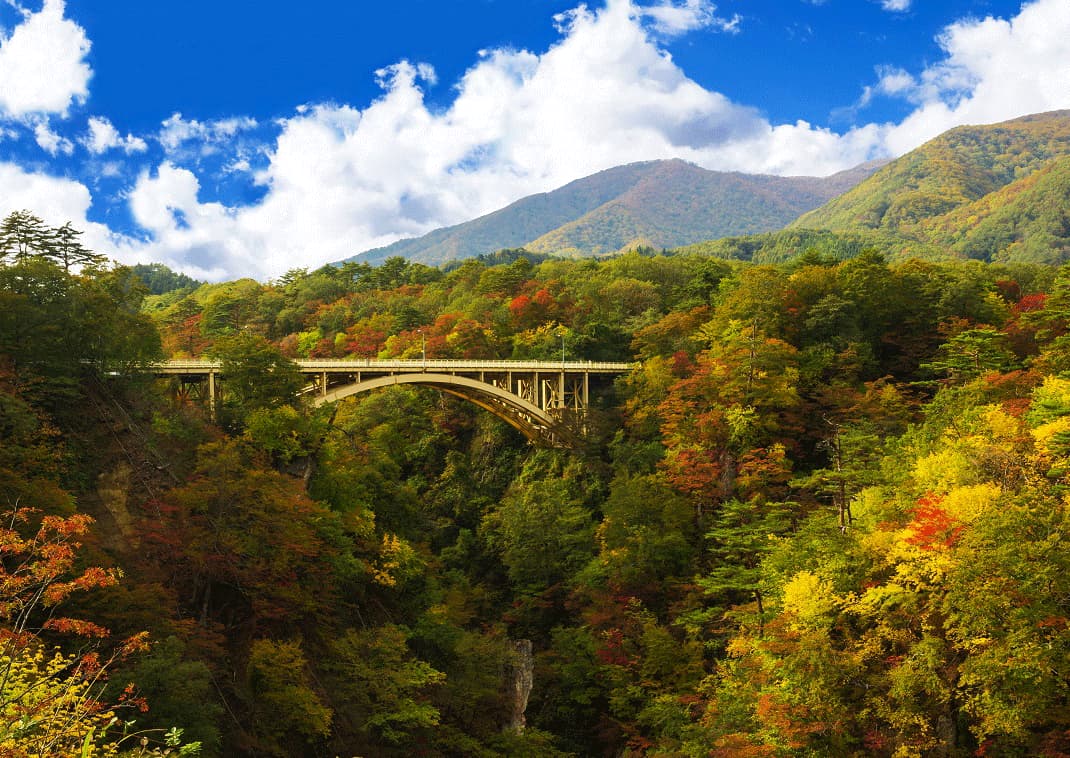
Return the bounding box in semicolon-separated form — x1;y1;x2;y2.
153;359;636;373
297;359;636;372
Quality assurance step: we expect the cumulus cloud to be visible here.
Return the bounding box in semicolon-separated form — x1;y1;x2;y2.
880;0;911;11
881;0;1070;154
83;116;148;154
100;0;1070;281
0;0;90;117
127;162;266;280
33;118;73;155
873;66;916;98
0;162;126;260
0;161;91;221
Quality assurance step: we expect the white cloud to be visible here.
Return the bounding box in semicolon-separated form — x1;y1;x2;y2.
640;0;740;36
881;0;1070;155
223;157;251;174
127;162;263;280
0;162;126;260
874;66;916;98
880;0;911;11
0;161;90;222
158;112;258;153
33;118;73;155
111;0;1070;282
83;116;148;154
846;65;918;116
0;0;90;117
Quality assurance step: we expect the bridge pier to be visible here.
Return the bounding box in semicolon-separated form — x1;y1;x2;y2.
208;369;217;421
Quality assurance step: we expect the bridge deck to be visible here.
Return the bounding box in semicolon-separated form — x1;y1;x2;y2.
154;359;635;374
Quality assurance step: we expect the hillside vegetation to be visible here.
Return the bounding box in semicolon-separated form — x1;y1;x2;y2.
350;159;879;266
794;110;1070;263
524;159;876;255
5;206;1070;755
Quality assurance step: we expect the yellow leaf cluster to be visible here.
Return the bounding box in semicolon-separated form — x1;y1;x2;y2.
780;571;841;631
371;533;418;588
0;643;120;758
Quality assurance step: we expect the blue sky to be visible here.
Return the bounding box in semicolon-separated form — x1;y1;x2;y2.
0;0;1066;280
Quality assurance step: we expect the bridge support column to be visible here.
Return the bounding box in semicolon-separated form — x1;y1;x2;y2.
208;370;217;422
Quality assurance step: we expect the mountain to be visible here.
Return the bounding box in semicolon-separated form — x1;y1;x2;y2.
919;153;1070;264
345;158;882;266
792;110;1070;263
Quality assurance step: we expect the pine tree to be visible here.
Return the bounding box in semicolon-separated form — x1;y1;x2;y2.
53;222;105;272
0;210;54;263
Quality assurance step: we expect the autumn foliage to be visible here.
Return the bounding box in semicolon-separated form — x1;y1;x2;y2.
8;229;1070;756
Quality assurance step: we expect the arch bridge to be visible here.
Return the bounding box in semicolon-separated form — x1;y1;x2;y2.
154;359;634;446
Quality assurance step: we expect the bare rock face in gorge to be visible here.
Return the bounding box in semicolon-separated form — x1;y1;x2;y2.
506;639;534;733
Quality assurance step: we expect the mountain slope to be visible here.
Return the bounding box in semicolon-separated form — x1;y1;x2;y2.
347;159;881;266
921;153;1070;264
354;161;660;265
793;110;1070;238
525;159;878;254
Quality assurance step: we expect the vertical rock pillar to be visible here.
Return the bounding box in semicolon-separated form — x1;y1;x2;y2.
507;639;534;733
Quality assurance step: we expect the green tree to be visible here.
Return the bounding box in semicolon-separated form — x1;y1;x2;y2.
208;333;305;425
0;210;54;263
108;636;222;755
589;473;695;593
52;222;106;272
324;625;445;749
697;496;793;631
247;638;332;755
481;454;595;593
922;327;1018;383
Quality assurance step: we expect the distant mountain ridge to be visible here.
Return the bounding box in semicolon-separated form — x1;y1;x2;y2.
344;158;883;266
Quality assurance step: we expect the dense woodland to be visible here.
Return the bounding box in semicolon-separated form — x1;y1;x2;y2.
3;209;1070;757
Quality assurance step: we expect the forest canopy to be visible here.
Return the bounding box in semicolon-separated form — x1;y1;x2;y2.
2;210;1069;756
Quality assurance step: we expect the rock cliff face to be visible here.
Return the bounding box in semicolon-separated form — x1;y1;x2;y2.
97;462;137;551
507;639;534;733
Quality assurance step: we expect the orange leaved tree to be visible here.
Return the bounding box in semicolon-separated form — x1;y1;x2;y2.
0;505;180;757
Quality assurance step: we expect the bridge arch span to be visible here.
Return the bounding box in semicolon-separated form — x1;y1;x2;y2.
313;372;562;444
153;358;633;447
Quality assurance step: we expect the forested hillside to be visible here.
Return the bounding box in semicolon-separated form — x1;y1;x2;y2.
3;210;1070;756
355;112;1070;272
794;110;1070;264
521;160;879;256
349;159;879;266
